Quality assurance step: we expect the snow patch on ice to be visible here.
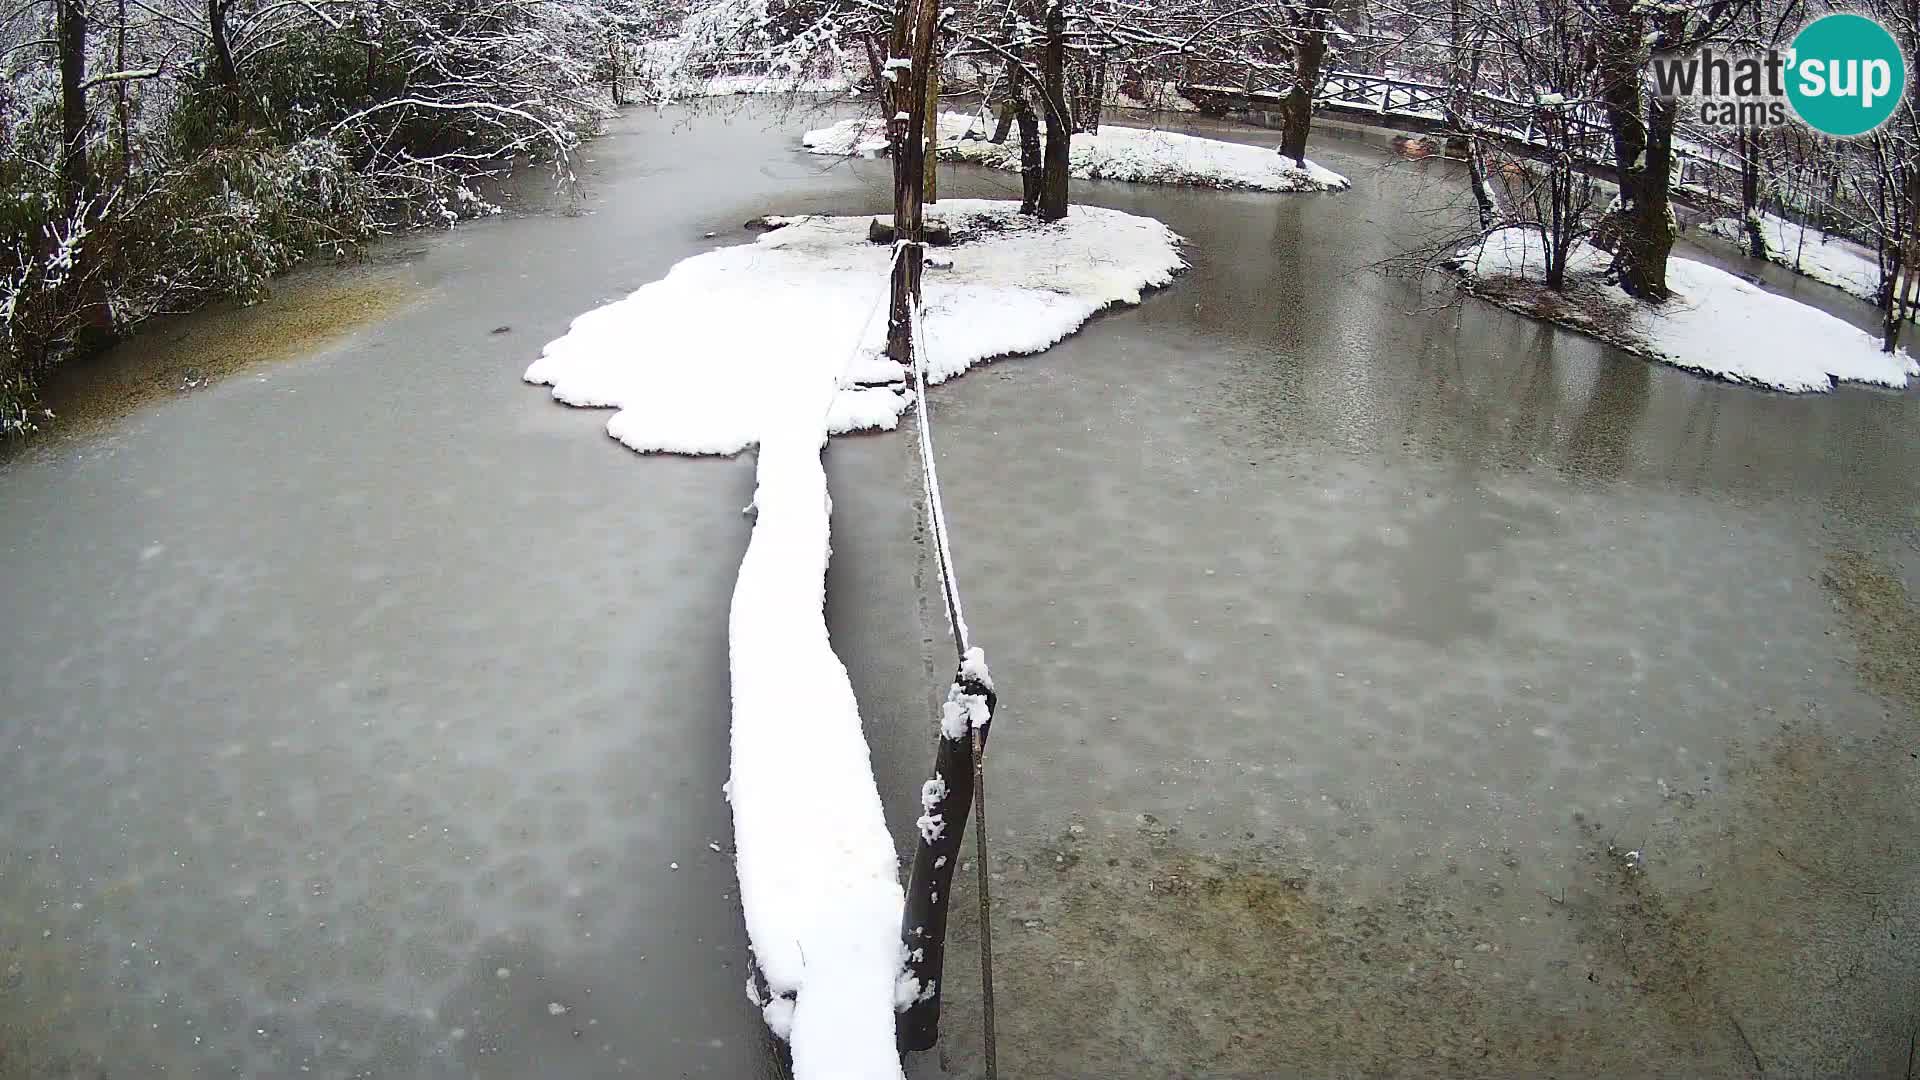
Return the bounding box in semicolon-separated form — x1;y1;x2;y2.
802;112;1351;192
1450;226;1916;393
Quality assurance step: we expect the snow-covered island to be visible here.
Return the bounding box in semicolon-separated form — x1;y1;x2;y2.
526;199;1182;1078
1449;227;1916;394
526;200;1185;453
803;111;1351;193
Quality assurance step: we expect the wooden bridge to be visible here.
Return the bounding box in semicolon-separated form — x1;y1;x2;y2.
1181;71;1743;216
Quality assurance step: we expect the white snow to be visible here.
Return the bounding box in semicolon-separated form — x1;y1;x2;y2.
802;112;1351;192
526;200;1185;454
1108;79;1202;113
693;72;853;97
959;645;992;689
1451;227;1916;393
1701;212;1883;303
524;200;1182;1079
729;411;905;1080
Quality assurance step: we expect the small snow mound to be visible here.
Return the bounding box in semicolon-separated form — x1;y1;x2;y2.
762;995;796;1040
959;645;992;690
803;112;1351;193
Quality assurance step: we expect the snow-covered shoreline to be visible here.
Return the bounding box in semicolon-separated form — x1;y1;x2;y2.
1450;227;1916;393
524;199;1182;1077
1700;212;1883;303
803;111;1351;193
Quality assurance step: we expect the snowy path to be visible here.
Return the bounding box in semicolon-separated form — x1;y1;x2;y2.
525;200;1183;1076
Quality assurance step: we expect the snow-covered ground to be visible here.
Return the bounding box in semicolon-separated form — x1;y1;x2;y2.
1451;227;1916;393
525;200;1182;1077
631;35;858;99
1700;212;1884;303
1108;79;1202;113
803;111;1351;192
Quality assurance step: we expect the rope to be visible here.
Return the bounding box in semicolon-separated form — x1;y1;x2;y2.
970;722;998;1078
904;278;997;1078
905;291;970;660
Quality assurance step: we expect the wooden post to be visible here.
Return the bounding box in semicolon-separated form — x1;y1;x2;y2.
898;662;997;1052
885;0;940;365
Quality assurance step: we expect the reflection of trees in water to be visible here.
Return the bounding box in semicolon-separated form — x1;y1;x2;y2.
1564;348;1652;484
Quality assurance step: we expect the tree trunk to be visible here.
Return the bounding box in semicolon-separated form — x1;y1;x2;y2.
115;0;130;176
1883;251;1907;354
1037;0;1069;221
1738;122;1765;258
58;0;89;211
1614;90;1678;300
1886;171;1918;354
1445;0;1495;229
1597;5;1678;300
884;0;940;365
608;31;625;107
1543;228;1567;291
1278;24;1326;167
208;0;243;124
1012;64;1042;214
923;40;939;203
1084;56;1105;134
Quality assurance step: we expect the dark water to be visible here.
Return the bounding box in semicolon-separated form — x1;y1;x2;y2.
2;103;1916;1079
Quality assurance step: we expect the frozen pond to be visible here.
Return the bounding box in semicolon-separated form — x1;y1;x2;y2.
3;103;1917;1078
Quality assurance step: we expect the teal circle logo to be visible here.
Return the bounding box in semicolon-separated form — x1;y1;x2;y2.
1786;13;1907;136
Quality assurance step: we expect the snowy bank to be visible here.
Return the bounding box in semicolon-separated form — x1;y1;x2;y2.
1450;227;1916;393
689;72;853;97
1700;213;1883;303
525;200;1182;1077
802;111;1351;192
